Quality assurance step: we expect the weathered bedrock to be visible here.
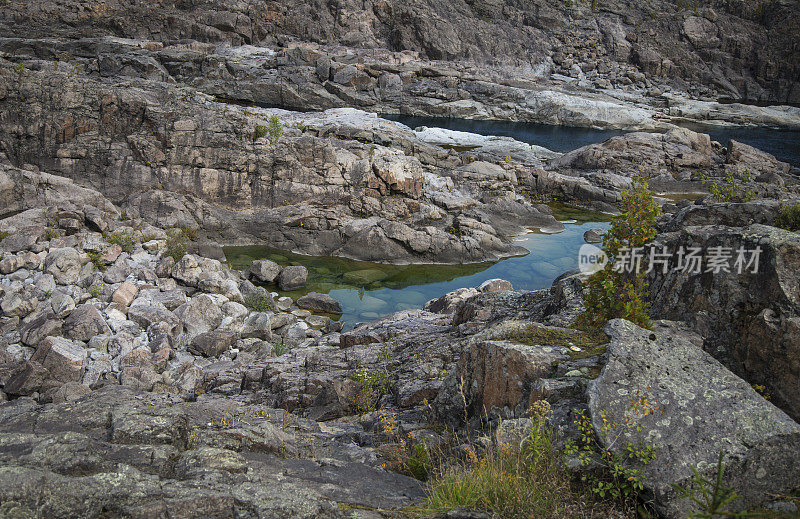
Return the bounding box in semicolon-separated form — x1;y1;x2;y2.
1;0;799;114
0;61;561;264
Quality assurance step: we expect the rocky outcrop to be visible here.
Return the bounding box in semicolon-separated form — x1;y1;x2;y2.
589;319;800;518
1;0;797;111
0;176;349;405
0;386;424;517
648;220;800;420
0;62;560;264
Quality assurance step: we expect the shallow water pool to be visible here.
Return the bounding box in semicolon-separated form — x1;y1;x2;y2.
225;209;611;328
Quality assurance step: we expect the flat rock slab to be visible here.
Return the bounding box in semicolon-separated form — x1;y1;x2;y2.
0;386;424;517
588;319;800;518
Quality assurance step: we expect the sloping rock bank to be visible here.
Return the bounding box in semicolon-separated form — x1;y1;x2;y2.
648;218;800;419
0;386;423;518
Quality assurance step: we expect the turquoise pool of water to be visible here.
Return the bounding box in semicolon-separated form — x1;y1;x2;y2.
225;211;611;328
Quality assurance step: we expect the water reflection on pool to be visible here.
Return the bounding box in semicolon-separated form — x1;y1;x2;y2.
225;213;611;328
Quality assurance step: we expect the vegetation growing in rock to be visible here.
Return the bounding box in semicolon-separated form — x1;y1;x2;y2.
0;230;9;241
349;366;391;413
164;228;190;261
377;410;432;481
243;293;275;312
672;452;747;519
253;124;268;141
499;323;608;352
422;401;628;518
775;204;800;232
580;176;660;329
103;230;137;253
564;394;659;506
266;114;282;145
696;170;756;202
86;251;106;271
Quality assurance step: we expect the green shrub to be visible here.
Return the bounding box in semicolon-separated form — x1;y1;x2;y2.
45;227;61;241
89;284;102;299
274;340;290;357
164;235;188;262
266;114;282;145
0;230;9;241
349;367;391;413
697;170;756;203
87;251;106;271
579;175;660;329
775;204;800;232
103;230;137;253
564;395;658;506
672;452;748;519
244;293;275;313
253;124;268;141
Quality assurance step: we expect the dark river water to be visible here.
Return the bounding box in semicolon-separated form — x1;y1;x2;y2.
384;114;800;167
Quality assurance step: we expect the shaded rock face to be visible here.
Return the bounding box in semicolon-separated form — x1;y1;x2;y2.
647;222;800;420
1;0;796;105
589;319;800;518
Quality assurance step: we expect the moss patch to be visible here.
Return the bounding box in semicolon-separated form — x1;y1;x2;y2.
498;324;608;360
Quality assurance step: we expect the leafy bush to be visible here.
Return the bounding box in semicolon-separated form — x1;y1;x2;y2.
697;170;756;203
253;124;268;141
89;284;103;299
244;293;275;313
103;230;137;253
0;230;9;241
564;394;659;506
274;339;291;356
266;114;282;145
580;175;660;329
254;115;282;144
164;234;188;262
377;411;432;481
349;367;391;412
87;251;106;271
45;227;61;241
775;204;800;232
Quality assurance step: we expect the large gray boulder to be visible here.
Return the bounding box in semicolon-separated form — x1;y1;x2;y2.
648;223;800;419
276;266;308;291
174;294;223;338
43;248;83;285
295;292;342;314
250;259;282;283
63;304;111;342
588;319;800;518
30;336;87;384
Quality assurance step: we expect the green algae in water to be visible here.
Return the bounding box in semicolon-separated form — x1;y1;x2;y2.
224;245;494;298
548;202;613;224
